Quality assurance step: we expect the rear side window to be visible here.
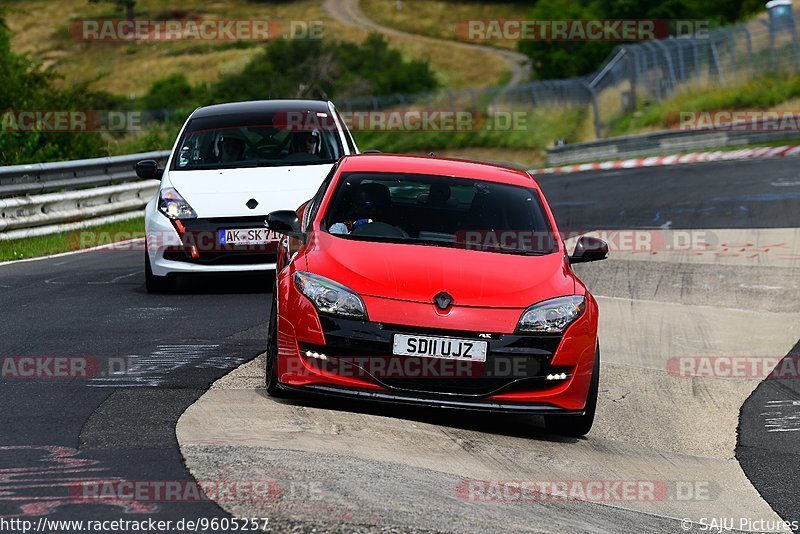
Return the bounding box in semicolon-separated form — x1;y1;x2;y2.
335;110;358;154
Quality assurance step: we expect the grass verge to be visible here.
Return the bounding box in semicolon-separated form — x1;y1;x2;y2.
5;0;509;95
360;0;528;50
609;73;800;136
352;106;589;153
0;217;144;262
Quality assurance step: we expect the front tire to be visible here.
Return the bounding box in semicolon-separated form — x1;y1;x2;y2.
265;294;286;397
544;344;600;437
144;250;174;293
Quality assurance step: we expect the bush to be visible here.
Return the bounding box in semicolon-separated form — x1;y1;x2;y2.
0;16;114;165
519;0;765;79
207;33;438;103
140;73;198;111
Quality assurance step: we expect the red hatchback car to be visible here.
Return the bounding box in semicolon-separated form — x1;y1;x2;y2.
264;154;608;436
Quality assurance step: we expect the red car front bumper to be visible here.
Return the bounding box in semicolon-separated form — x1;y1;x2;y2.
274;272;599;413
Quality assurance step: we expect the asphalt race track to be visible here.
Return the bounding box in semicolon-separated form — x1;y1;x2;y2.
0;258;271;530
2;157;799;533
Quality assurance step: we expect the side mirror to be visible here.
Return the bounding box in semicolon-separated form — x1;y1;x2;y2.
266;210;305;241
135;160;163;180
569;236;608;264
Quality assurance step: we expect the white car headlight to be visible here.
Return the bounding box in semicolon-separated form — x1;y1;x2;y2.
518;296;586;333
158;187;197;219
294;271;367;319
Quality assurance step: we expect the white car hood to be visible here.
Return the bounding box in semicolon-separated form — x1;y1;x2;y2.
165;164;332;218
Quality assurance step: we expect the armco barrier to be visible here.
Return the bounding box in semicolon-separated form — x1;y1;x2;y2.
0;151;170;241
0;150;170;198
547;124;800;166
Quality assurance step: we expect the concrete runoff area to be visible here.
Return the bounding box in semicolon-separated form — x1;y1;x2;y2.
177;227;800;532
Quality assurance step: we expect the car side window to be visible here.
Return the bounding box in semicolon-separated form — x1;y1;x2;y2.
335;111;358;154
304;164;338;231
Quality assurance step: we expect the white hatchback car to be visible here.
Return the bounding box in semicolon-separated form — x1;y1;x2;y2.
138;100;359;292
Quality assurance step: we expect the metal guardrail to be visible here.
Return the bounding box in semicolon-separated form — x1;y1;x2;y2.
547;122;800;165
0;151;170;241
0;150;170;198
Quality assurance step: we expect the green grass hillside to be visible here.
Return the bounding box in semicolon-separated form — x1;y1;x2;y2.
4;0;510;94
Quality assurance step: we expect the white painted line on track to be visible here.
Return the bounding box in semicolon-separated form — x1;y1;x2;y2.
0;238;144;268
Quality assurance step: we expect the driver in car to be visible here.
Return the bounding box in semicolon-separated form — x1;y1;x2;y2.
329;184;389;235
218;135;246;163
291;131;320;155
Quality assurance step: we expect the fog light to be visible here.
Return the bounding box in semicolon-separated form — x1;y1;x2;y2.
546;373;568;381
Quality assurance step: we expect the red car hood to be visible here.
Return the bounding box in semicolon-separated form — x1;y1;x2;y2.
304;232;575;309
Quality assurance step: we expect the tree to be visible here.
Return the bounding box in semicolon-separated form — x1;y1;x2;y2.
519;0;767;79
0;17;111;164
206;34;437;103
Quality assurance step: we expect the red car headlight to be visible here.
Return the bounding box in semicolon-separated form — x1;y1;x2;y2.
294;271;368;319
517;296;586;333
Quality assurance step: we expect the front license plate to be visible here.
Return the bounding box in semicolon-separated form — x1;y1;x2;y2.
218;228;277;245
392;334;487;362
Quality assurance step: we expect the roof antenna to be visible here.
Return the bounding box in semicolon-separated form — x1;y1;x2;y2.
427;152;436;157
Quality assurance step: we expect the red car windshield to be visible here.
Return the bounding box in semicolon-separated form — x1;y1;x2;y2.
323;172;558;255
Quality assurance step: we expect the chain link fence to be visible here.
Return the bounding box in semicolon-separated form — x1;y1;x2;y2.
336;7;800;141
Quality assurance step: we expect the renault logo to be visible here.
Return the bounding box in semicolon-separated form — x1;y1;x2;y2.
434;291;453;310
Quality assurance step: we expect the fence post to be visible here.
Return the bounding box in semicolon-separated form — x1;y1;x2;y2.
583;82;602;139
641;42;662;99
675;40;686;83
727;28;737;80
627;46;638;112
653;40;678;95
767;18;779;70
740;26;754;74
528;85;538;107
790;11;800;70
709;35;727;85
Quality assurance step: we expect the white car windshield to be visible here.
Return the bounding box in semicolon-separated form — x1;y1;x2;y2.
172;111;344;170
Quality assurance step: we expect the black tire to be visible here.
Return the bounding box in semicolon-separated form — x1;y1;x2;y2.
544;344;600;437
144;250;174;293
265;295;287;397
